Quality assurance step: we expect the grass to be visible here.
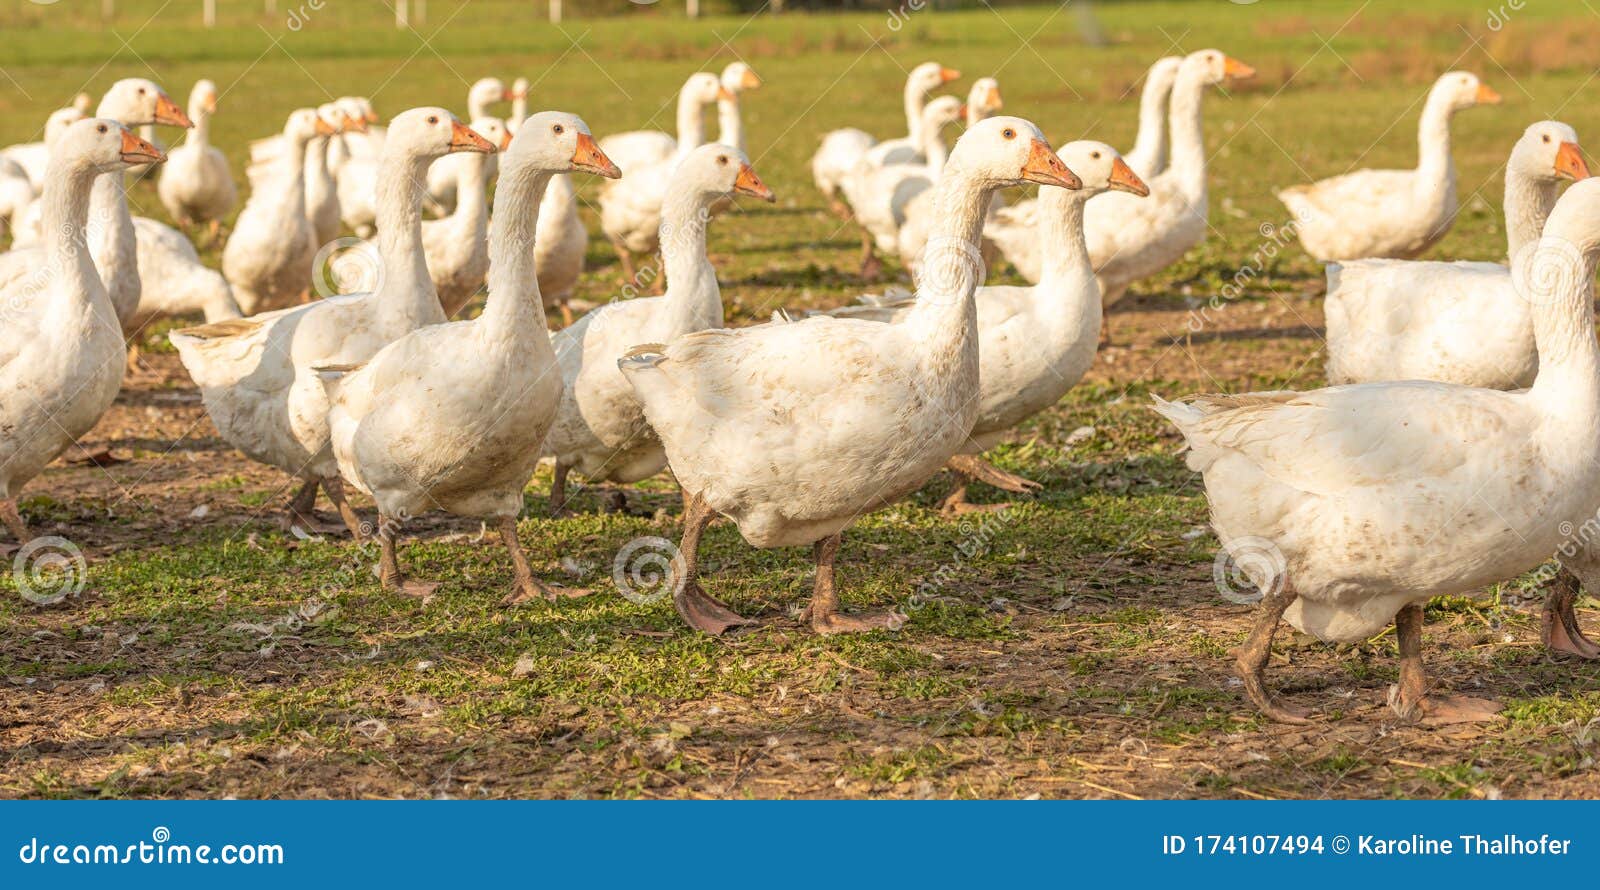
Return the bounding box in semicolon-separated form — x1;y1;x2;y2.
3;0;1600;798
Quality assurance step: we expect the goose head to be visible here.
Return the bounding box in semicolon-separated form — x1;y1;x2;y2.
946;117;1079;190
44;107;87;148
190;79;219;116
1148;56;1184;90
679;143;774;204
282;107;336;148
386;107;496;161
1512;121;1589;184
966;78;1004;121
72;92;93;115
721;62;762;94
1181;49;1255;88
315;102;347;135
509;78;529;101
469;77;508;113
1056;141;1147;198
683;72;731;105
467;116;513;178
909;61;961;94
57;119;165;174
97;78;192;129
921;95;966;135
506;112;619;180
338;96;380;124
335;97;370;133
1433;71;1501;110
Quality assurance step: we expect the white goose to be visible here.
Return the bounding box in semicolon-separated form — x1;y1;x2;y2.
1122;56;1183;179
716;62;762;153
427;77;509;214
829;143;1148;513
620;117;1078;635
2;106;86;191
895;78;1007;273
172;109;493;535
1279;71;1501;261
330;117;512;317
543;143;774;514
1154;178;1600;724
314;112;619;600
157;79;236;239
0;120;161;542
508;81;588;324
811;61;960;216
987;50;1253;312
304;103;353;246
598;72;730;283
1325;121;1589;389
223;109;333;316
841;95;965;279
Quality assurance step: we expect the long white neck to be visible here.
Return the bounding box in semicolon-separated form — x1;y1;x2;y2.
450;154;489;231
1166;72;1210;199
1526;213;1600;412
658;177;723;336
373;147;440;323
190;101;212;148
305;136;332;190
1129;73;1171;173
919;119;950;171
468;93;493;120
904;163;990;356
1037;187;1095;288
1415;89;1457;188
1503;167;1559;258
903;78;928;142
39;155;106;321
479;162;555;347
676;88;707;153
510;95;527;130
716;95;744;153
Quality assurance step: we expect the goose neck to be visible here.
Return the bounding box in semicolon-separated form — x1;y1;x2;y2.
451;156;490;228
659;179;723;335
1526;231;1600;411
1503;169;1559;258
1130;73;1171;173
717;96;744;153
1415;90;1457;186
676;88;707;152
480;164;555;343
191;104;211;147
903;165;990;348
39;157;105;313
903;78;928;142
373;151;441;323
1037;188;1094;287
1166;73;1210;195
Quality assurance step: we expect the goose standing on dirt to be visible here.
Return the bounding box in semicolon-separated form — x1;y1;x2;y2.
621;117;1079;636
1279;71;1501;261
0;120;162;543
543;143;774;515
157;79;235;240
811;62;962;217
827;142;1148;513
1154;178;1600;725
314;112;619;601
172;109;493;536
223;109;333;315
1122;56;1183;179
1325;121;1589;389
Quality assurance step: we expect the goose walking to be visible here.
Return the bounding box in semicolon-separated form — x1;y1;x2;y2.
157;79;236;240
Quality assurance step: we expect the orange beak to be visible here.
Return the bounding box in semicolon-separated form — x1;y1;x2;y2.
572;131;620;178
940;67;961;83
741;69;762;90
985;86;1003;110
202;92;218;115
1556;141;1591;181
498;128;513;151
733;162;775;202
449;120;496;153
1222;56;1256;81
154;91;193;128
717;84;736;101
956;104;969;120
1476;82;1503;104
119;127;165;165
313;116;337;136
364;109;379;124
1021;138;1080;189
342;114;368;133
1108;156;1149;197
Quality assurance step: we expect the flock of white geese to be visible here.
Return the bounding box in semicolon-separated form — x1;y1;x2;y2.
2;49;1598;726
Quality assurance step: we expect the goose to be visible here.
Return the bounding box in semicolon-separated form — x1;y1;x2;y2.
304;103;353;246
1123;56;1184;179
222;109;333;315
598;72;730;283
1325;121;1589;389
0;79;192;334
2;106;87;190
126;218;241;331
0;120;162;542
826;143;1148;514
332;98;389;237
7;110;89;246
1153;177;1600;724
508;78;530;129
543;143;774;515
0;162;33;238
507;81;588;324
841;95;965;280
427;77;510;214
313;112;619;600
715;62;762;153
811;62;960;216
1279;71;1501;262
986;50;1254;313
620;117;1078;635
172;109;494;536
157;79;236;240
894;78;1008;273
329;117;512;317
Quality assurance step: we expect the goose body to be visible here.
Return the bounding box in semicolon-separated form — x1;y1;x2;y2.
157;80;235;230
1279;72;1500;262
839;96;964;270
810;62;959;210
426;78;508;215
894;79;1006;273
224;109;334;315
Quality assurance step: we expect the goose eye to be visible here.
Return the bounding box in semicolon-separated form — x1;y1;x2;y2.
553;124;564;135
1544;134;1552;143
137;87;146;95
1091;151;1101;159
717;155;728;165
97;124;107;134
427;115;439;124
1002;128;1015;139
